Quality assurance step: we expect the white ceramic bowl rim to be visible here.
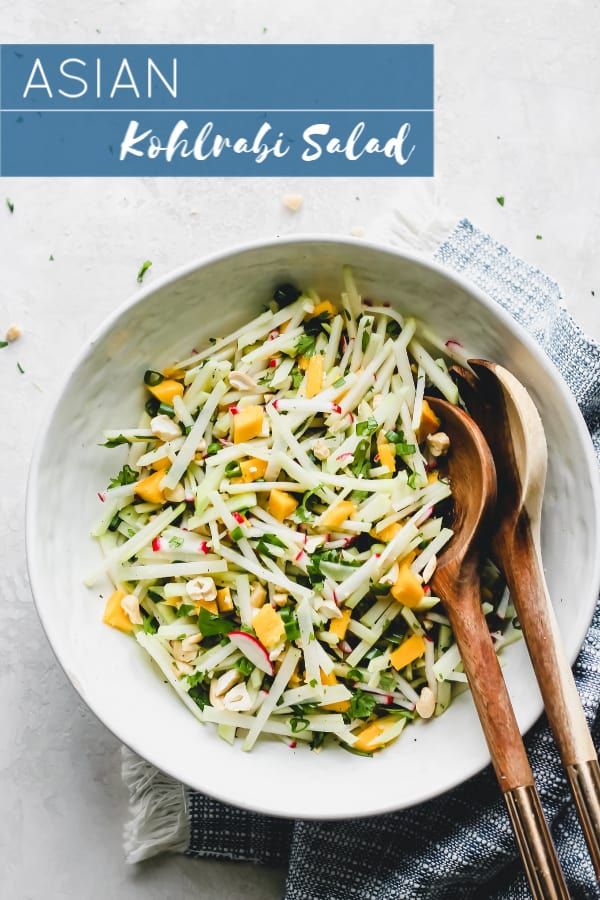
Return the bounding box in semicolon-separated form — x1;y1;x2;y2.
26;234;600;819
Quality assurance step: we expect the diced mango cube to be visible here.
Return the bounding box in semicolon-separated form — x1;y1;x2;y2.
103;589;134;634
320;669;350;713
162;366;185;380
417;399;440;442
320;670;337;687
193;599;219;616
305;355;324;399
233;405;264;443
135;470;166;504
390;563;424;608
353;715;403;752
289;665;302;687
390;633;426;670
329;608;352;641
371;521;401;543
217;586;234;613
322;500;356;529
151;455;171;471
239;457;268;483
268;489;298;522
148;379;184;405
298;355;311;371
312;300;336;318
377;438;396;473
253;604;285;649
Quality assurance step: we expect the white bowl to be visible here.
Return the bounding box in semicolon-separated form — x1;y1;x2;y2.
26;237;600;820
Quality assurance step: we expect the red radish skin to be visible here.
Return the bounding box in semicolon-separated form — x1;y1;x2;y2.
228;631;273;675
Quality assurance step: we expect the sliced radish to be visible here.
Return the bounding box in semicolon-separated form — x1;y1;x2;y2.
228;631;273;675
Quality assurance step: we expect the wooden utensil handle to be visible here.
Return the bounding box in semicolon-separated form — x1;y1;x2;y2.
495;520;600;877
445;573;533;791
445;573;569;898
495;522;596;768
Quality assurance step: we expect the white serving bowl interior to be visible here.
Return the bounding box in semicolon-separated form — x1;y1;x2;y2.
27;237;600;820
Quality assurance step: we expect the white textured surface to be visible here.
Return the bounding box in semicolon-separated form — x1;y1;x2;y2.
1;1;599;898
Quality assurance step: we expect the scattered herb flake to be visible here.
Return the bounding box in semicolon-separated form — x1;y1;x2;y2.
142;615;158;634
496;196;505;207
16;362;24;374
0;341;8;349
137;260;152;283
6;198;14;214
101;434;131;448
536;234;542;240
407;472;420;489
356;417;378;437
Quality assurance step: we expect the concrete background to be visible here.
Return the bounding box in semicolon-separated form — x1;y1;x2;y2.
1;1;598;897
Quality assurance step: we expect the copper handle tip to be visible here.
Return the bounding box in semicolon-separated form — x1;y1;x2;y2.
567;759;600;880
504;785;570;899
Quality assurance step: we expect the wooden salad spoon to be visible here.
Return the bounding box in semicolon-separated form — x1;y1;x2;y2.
427;397;569;899
452;359;600;879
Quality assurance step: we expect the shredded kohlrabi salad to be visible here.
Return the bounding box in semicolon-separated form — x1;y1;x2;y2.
87;268;519;755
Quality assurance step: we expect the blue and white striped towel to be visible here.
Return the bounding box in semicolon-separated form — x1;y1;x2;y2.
123;219;600;899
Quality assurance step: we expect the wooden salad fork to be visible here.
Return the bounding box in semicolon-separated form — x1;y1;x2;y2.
452;359;600;879
427;397;569;899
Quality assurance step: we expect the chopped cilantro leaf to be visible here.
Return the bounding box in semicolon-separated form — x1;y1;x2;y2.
107;464;138;489
347;689;377;719
296;485;324;523
197;608;235;636
293;334;316;358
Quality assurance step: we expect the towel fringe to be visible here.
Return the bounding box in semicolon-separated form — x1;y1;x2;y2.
122;747;190;863
369;182;458;255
